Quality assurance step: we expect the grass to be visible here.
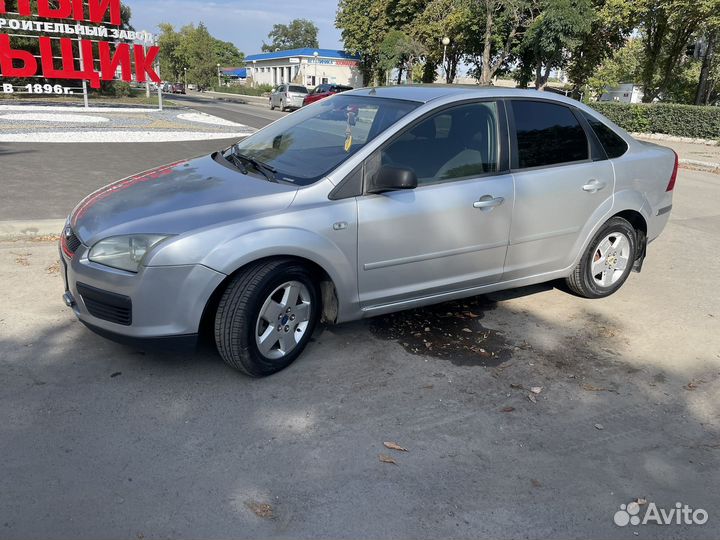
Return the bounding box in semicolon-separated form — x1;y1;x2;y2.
0;90;178;108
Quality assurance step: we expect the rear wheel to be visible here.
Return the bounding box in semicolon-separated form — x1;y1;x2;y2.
214;259;319;377
566;217;637;299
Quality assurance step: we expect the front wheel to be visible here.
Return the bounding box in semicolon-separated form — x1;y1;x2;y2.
214;259;320;377
566;217;637;299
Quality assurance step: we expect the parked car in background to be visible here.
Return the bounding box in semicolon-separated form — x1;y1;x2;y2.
59;87;677;377
303;84;353;106
171;83;186;94
269;84;309;111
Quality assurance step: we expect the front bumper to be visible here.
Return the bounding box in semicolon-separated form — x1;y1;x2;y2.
60;241;226;345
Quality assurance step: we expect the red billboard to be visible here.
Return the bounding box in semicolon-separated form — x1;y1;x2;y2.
0;0;161;93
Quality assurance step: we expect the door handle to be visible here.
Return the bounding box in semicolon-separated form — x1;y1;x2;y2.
582;180;606;193
473;196;505;210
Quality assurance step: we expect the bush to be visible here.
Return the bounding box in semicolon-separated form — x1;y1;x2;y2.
112;81;132;97
212;83;274;96
590;102;720;139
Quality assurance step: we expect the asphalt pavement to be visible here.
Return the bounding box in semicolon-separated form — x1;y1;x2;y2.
0;169;718;539
0;95;283;221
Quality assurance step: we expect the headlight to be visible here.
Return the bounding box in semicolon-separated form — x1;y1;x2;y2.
88;234;171;273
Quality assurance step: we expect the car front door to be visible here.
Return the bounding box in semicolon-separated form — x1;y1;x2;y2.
357;101;514;309
503;99;615;280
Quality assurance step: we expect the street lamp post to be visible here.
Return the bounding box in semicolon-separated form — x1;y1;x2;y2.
442;36;450;83
313;51;319;88
252;60;257;87
184;67;187;88
217;63;222;88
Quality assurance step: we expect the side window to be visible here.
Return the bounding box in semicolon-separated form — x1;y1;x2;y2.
581;111;629;159
380;102;500;185
511;101;589;169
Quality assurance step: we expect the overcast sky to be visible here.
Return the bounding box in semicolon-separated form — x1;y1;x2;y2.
124;0;344;55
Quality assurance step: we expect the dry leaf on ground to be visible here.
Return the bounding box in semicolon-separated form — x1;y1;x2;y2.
527;394;537;403
378;454;397;464
530;386;543;395
246;501;273;519
594;423;604;430
500;406;515;413
383;441;408;452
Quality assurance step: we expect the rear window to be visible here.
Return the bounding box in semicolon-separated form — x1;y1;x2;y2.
332;85;353;92
511;100;589;169
582;111;628;158
289;85;308;94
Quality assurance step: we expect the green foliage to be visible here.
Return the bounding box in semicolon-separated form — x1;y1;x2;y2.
212;84;274;96
261;19;319;51
112;81;132;97
590;102;720;138
517;0;595;89
214;41;244;66
588;38;644;98
158;23;245;86
566;0;639;98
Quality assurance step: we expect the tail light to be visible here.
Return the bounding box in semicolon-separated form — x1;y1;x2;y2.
666;151;679;192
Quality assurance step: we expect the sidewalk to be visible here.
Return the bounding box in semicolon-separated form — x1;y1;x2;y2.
635;135;720;173
0;104;255;143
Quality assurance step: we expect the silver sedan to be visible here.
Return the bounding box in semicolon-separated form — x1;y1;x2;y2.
59;87;677;376
269;83;308;111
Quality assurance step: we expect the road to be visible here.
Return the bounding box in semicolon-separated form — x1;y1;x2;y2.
0;168;718;539
0;94;283;221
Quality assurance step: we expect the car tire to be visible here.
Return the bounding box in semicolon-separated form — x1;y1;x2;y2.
566;217;637;299
269;100;275;110
214;259;320;377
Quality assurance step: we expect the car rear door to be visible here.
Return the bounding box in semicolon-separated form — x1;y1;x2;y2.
503;99;615;280
357;100;514;308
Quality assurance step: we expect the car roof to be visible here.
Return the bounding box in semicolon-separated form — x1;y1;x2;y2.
347;85;581;107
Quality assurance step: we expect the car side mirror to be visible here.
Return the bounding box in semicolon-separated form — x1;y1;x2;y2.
368;166;418;194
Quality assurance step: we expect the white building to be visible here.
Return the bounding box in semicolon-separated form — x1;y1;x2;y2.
245;48;363;89
600;83;644;104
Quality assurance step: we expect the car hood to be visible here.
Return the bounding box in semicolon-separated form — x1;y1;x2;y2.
71;153;298;246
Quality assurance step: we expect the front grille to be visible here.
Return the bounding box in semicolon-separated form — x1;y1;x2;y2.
66;231;81;253
76;282;132;326
61;226;82;258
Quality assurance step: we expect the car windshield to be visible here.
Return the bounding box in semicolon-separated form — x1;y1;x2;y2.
289;85;308;94
231;95;419;185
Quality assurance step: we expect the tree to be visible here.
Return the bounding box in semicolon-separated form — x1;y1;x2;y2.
336;0;392;83
214;40;244;66
565;0;638;99
473;0;541;85
587;38;643;98
635;0;713;102
378;30;426;83
411;0;480;83
176;23;218;89
261;19;319;51
158;23;186;82
516;0;594;90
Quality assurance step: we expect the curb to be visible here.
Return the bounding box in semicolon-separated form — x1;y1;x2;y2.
680;159;720;174
0;219;65;241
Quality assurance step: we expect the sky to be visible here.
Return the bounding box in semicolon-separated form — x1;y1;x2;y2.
124;0;344;55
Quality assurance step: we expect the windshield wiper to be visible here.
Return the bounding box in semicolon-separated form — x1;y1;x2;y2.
230;147;278;183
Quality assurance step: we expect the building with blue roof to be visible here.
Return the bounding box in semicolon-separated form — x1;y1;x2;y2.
244;48;363;89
